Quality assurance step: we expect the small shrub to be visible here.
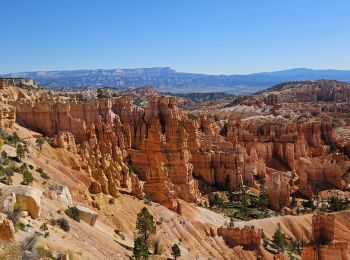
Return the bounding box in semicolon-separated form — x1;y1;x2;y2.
187;113;198;121
208;193;223;208
65;207;80;222
1;150;8;164
36;247;55;259
144;194;152;205
14;221;25;231
57;218;70;232
48;219;57;226
36;168;44;174
40;222;49;237
40;171;50;180
21;170;34;185
19;163;28;174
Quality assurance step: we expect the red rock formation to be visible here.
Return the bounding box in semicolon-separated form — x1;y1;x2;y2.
266;171;291;211
15;96;202;209
217;225;262;249
301;213;350;260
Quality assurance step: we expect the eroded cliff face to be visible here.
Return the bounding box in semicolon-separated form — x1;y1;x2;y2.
10;79;350;214
301;213;350;260
15;96;203;210
217;225;262;249
224;115;349;208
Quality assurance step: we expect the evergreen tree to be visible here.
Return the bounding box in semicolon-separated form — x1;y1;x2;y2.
258;181;268;210
261;229;269;248
229;215;235;228
133;207;156;259
10;132;20;146
22;170;34;185
36;136;45;151
133;237;148;259
16;144;25;161
272;223;287;253
171;244;181;260
136;207;156;245
241;184;249;211
1;150;8;164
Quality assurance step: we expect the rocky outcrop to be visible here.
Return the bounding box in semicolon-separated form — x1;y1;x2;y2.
0;184;43;219
0;78;39;90
244;80;350;105
16;96;202;209
217;225;262;249
267;172;290;211
301;213;350;260
76;205;98;226
48;185;73;208
53;131;78;154
0;213;15;242
0;107;16;129
296;156;346;199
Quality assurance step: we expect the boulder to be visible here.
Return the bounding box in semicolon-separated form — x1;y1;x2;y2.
76;205;98;226
0;184;42;219
48;185;73;208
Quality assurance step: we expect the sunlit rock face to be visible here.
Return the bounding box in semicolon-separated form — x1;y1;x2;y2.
301;213;350;260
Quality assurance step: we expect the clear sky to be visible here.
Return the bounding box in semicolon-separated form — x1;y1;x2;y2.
1;0;350;75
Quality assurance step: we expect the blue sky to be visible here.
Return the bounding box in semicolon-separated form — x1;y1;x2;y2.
1;0;350;74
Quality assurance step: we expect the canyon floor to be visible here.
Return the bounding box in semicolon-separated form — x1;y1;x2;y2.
0;78;350;259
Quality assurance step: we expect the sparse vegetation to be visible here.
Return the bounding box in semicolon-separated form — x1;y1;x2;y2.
36;246;55;259
57;218;70;232
16;143;25;162
208;193;223;208
21;169;34;185
171;244;181;260
272;224;287;253
40;222;49;237
36;167;50;180
65;207;80;222
187;113;198;121
144;194;152;205
133;207;156;259
35;136;45;151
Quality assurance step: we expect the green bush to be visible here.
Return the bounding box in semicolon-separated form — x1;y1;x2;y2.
65;207;80;222
21;170;34;185
57;218;70;232
187;113;198;120
208;193;223;208
36;247;55;259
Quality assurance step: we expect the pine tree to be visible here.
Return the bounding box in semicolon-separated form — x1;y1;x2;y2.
16;144;25;162
272;223;287;253
133;207;156;259
22;170;34;185
229;215;235;228
171;244;181;260
133;237;148;259
1;150;8;164
11;132;20;146
258;181;268;209
36;136;45;151
136;207;156;245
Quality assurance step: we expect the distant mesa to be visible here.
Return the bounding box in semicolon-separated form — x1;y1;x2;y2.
3;67;350;93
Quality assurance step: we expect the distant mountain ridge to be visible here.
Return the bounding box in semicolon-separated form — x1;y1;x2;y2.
3;67;350;93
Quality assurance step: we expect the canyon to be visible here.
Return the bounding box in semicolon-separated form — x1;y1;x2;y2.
0;78;349;259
